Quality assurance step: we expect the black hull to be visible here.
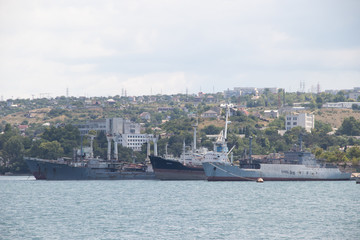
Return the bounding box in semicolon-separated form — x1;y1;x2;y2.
149;156;205;180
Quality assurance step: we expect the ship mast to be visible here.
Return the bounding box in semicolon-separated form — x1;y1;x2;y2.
192;119;198;152
224;105;229;142
223;104;231;152
88;134;95;158
183;139;186;164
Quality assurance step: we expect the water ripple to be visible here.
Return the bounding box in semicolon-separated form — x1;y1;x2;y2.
0;177;359;240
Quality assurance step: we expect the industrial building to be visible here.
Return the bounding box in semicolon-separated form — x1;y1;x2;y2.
322;102;360;109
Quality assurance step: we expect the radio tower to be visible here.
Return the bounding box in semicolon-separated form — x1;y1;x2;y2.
66;87;69;98
299;81;306;92
278;90;282;108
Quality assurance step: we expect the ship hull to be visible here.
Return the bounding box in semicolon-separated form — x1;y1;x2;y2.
203;162;351;181
149;156;205;180
26;158;155;180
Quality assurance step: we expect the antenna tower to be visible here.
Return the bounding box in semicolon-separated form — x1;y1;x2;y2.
277;90;281;108
299;81;306;92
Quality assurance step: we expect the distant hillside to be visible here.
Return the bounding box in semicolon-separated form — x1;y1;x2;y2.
315;109;360;128
0;107;103;126
1;108;51;125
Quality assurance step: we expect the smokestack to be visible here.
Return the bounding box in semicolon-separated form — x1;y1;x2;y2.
192;122;197;152
107;136;112;160
283;89;286;107
153;137;158;156
114;139;118;161
90;135;95;158
249;136;253;161
147;140;151;157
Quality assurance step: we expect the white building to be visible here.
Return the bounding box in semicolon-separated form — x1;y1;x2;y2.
201;110;218;118
118;134;154;151
139;112;151;120
285;113;314;132
263;110;279;118
224;87;260;98
76;118;150;151
322;102;360;109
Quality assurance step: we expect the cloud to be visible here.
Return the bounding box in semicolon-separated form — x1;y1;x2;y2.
0;0;359;99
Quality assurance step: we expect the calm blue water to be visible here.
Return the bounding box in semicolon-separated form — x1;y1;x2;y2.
0;176;359;240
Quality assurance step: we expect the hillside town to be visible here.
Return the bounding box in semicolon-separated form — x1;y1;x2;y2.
1;86;360;174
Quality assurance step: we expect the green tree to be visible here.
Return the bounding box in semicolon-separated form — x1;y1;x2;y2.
201;125;222;135
334;91;346;102
38;141;64;160
268;116;285;130
337;117;360;136
1;135;29;173
316;96;323;108
346;146;360;164
41;124;80;156
4;136;24;161
314;120;332;134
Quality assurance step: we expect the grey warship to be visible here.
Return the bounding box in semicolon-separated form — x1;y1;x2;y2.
203;136;351;181
25;135;155;180
25;157;154;180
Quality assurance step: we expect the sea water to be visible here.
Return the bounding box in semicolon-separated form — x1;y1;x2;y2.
0;176;359;240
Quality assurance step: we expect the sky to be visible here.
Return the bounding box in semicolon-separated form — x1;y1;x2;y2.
0;0;359;99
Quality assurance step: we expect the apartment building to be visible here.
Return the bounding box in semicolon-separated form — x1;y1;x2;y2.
285;113;314;132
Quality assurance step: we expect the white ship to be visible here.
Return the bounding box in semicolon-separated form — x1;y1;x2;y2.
203;150;351;181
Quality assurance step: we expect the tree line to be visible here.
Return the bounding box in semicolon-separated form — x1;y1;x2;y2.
1;114;360;174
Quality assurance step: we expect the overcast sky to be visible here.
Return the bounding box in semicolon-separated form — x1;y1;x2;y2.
0;0;359;99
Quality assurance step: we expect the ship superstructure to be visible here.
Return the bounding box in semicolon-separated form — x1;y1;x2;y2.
150;105;232;180
203;136;351;181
